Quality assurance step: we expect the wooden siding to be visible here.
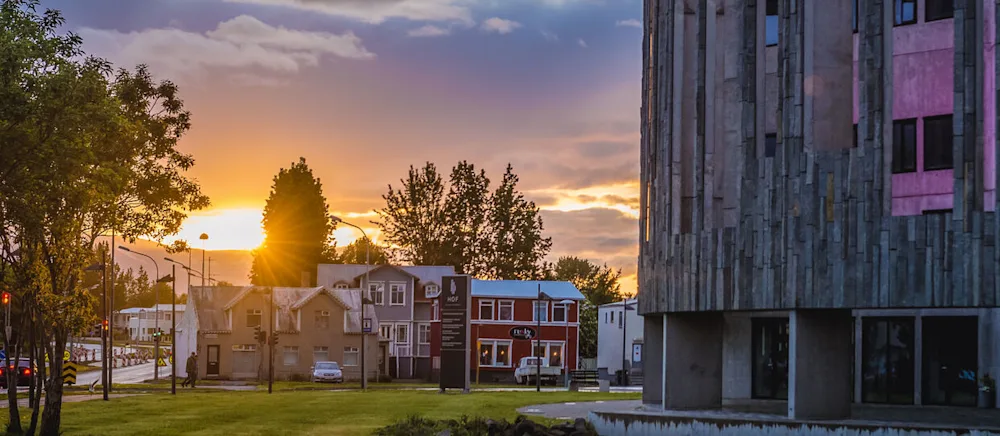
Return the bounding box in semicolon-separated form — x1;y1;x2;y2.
639;0;998;313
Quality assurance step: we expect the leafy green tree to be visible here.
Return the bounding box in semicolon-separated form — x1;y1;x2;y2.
442;161;490;275
338;238;389;265
251;158;336;287
482;165;552;280
376;162;448;266
549;257;623;359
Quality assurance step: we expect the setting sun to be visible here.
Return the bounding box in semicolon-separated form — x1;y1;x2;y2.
162;208;266;251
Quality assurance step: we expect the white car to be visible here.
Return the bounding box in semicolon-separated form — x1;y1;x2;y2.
310;361;344;383
513;356;561;385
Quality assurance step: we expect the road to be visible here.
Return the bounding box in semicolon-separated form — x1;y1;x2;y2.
517;400;642;420
76;361;160;386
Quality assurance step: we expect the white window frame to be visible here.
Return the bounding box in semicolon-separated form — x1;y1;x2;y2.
425;285;440;298
283;346;299;366
418;323;431;344
395;323;410;344
368;283;385;306
478;339;514;368
343;347;359;366
315;310;331;330
334;283;349;289
431;300;440;321
533;301;548;323
389;283;406;306
498;300;514;321
313;346;329;363
530;341;565;368
479;299;495;321
379;323;393;341
552;303;568;323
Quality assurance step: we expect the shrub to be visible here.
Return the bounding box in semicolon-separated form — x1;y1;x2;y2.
373;414;598;436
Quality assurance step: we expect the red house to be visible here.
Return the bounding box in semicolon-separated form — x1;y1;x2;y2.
430;280;585;384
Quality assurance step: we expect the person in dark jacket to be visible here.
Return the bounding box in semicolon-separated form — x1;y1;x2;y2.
182;352;198;388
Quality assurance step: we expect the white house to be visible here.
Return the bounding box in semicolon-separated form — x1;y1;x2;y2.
596;299;642;383
122;304;183;342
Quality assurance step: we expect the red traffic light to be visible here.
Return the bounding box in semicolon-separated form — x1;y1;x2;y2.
102;319;109;330
2;292;10;305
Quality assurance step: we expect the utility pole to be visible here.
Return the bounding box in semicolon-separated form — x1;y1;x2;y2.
268;287;275;394
171;264;177;395
207;257;212;285
109;228;115;390
199;234;208;287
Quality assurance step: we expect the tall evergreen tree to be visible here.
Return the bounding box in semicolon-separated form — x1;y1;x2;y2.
482;164;552;280
375;162;448;265
250;157;336;286
442;161;490;275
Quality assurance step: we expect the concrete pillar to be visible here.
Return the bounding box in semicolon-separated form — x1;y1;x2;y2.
788;309;852;420
642;314;664;407
664;312;723;409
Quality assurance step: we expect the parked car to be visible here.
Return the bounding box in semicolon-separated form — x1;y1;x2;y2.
513;357;560;385
310;361;344;383
0;358;37;388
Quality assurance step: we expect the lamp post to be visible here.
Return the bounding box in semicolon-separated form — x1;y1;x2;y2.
199;233;208;287
555;299;575;388
118;246;163;381
84;259;109;401
620;299;636;386
536;288;557;393
156;272;174;393
332;215;370;391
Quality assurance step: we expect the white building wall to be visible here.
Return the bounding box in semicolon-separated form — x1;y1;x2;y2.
597;299;642;375
175;303;197;377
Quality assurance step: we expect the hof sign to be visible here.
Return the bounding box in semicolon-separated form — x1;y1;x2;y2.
440;275;472;393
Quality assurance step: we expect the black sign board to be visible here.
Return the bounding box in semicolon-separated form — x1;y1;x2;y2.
440;275;471;392
509;326;536;341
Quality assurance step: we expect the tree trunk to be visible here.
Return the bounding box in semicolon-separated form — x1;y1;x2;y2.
26;308;42;436
38;336;64;436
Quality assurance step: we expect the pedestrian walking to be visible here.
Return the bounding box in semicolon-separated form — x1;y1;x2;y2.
182;352;198;388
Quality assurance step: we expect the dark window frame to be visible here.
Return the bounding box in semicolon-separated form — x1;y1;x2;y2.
923;114;953;171
853;124;858;148
894;0;917;26
852;0;858;33
892;118;918;174
765;0;778;47
765;133;777;158
924;0;954;22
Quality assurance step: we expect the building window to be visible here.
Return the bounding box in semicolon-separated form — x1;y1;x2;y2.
862;317;915;404
925;0;953;21
765;133;777;158
553;303;568;323
892;118;917;173
610;311;614;323
765;0;778;47
283;346;299;366
533;301;548;322
379;324;392;341
853;124;858;148
425;285;440;298
751;318;789;400
246;309;262;328
479;340;513;367
368;283;384;305
315;310;330;329
418;324;430;344
431;300;439;321
343;347;359;366
531;341;564;368
389;283;405;306
334;283;349;289
894;0;916;26
313;346;329;363
479;300;495;320
498;300;514;321
922;316;978;407
852;0;858;33
618;311;623;328
395;324;409;344
923;114;953;171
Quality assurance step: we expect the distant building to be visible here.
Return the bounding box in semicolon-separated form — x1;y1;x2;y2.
596;299;641;383
119;304;184;342
176;286;378;381
429;280;585;384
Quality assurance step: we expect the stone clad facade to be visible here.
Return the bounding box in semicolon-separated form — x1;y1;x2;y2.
639;0;1000;418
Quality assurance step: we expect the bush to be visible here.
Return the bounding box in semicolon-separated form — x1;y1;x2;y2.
373;414;598;436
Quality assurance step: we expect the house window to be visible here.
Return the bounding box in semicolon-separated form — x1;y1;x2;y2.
418;324;430;344
894;0;916;26
852;0;858;33
431;300;439;321
334;283;348;289
853;124;858;148
389;283;405;306
425;285;440;298
610;311;614;323
313;346;329;363
765;0;778;47
553;303;568;323
479;300;495;320
479;340;513;367
892;118;917;173
344;347;359;366
618;311;624;328
924;114;953;171
531;341;564;368
395;324;409;344
925;0;953;22
765;133;777;158
533;302;548;322
283;346;299;366
498;301;514;321
368;283;384;305
314;310;330;329
246;309;262;328
379;324;392;341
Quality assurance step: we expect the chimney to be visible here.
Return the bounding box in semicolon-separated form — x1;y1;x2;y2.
302;271;313;287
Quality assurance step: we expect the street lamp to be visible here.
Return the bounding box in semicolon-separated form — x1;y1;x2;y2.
84;259;109;401
620;299;637;387
331;215;370;391
118;245;164;381
199;234;209;287
536;288;557;393
554;299;575;388
164;258;189;395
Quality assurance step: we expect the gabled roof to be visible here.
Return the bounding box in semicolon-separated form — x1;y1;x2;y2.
318;263;457;288
291;287;351;311
351;264;419;281
188;286;379;334
471;280;585;301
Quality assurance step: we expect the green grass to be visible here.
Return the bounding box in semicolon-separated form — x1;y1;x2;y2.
42;390;635;435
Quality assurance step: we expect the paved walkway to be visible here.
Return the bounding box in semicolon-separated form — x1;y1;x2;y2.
0;394;142;408
518;400;642;420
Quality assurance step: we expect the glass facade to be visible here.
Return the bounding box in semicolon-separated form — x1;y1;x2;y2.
751;317;789;400
861;317;915;404
922;316;979;407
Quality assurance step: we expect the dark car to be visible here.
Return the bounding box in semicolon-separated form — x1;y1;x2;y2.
0;358;37;388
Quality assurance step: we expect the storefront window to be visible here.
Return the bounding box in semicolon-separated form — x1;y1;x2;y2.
862;317;915;404
922;316;978;407
751;318;789;399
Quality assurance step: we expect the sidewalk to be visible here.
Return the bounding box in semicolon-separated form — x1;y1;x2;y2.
0;394;142;408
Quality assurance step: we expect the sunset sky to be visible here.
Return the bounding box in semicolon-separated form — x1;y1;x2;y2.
48;0;643;293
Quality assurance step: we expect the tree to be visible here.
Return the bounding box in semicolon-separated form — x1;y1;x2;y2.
338;238;389;265
549;257;623;359
250;158;336;287
376;162;551;279
215;280;234;287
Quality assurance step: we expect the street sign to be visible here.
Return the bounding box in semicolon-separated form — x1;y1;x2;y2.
157;358;167;367
62;361;78;385
362;318;373;334
440;275;471;393
510;327;536;341
0;350;6;360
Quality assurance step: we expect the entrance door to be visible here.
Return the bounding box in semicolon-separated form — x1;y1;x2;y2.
207;345;220;377
861;317;915;404
751;317;789;399
922;316;978;407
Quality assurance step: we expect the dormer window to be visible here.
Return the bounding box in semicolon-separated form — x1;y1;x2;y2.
246;309;262;328
425;285;440;298
334;283;349;289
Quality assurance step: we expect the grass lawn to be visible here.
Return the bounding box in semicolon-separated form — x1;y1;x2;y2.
46;390;636;435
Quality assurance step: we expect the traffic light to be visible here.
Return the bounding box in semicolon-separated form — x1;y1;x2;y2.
270;331;279;346
102;319;108;331
1;292;10;305
253;325;262;343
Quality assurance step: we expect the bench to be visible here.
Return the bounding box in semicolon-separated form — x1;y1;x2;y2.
569;370;599;391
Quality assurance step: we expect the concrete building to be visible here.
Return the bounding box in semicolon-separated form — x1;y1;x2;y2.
121;304;184;342
596;299;642;383
639;0;1000;419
